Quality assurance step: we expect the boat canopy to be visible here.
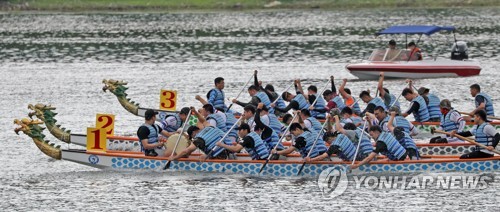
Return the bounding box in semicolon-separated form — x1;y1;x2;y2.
377;25;456;36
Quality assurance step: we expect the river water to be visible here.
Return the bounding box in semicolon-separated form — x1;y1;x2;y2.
1;9;499;211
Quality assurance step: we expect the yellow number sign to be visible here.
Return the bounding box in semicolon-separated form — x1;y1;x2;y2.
96;113;115;136
87;127;107;152
160;90;177;111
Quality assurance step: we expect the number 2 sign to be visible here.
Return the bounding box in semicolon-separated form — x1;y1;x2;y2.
96;113;115;136
160;90;177;111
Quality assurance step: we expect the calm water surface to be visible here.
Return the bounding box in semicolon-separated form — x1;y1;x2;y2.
1;9;500;211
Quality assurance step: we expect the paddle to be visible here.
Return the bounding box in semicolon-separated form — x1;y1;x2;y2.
351;119;368;166
431;128;500;155
202;116;244;161
296;120;329;176
226;72;255;112
258;113;299;174
163;112;192;170
458;111;500;121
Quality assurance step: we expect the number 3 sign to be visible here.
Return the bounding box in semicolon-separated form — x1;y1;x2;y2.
160;90;177;111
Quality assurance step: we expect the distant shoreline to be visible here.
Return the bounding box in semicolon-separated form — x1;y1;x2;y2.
1;0;500;12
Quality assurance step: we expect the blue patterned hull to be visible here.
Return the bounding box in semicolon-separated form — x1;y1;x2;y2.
63;150;500;177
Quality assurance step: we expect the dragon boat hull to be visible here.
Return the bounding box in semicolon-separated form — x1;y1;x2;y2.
63;150;500;177
66;133;477;155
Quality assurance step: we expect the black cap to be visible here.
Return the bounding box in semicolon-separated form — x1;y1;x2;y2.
187;126;200;140
179;107;190;115
235;123;250;131
145;109;158;120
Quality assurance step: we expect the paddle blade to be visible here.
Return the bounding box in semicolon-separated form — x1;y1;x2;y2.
163;160;171;170
258;160;269;174
296;162;306;176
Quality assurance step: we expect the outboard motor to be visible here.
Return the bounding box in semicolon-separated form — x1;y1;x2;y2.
451;41;469;60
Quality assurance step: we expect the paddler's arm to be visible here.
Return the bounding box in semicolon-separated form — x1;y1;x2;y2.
170;144;197;160
191;107;210;129
274;146;295;156
331;76;337;94
195;95;209;105
295;79;309;101
306;152;329;162
334;115;346;134
350;152;377;169
387;112;396;132
471;96;486;114
234;96;259;108
377;72;386;98
402;101;419;118
339;78;351;100
406;79;414;93
274;100;298;113
217;141;243;153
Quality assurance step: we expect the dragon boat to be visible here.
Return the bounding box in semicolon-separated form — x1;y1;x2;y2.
101;79;500;134
27;103;477;155
15;118;500;177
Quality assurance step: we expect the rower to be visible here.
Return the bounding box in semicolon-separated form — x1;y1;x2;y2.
193;95;238;142
350;125;408;170
377;72;401;111
430;99;465;143
450;110;500;159
264;84;287;117
388;106;419;136
273;123;328;159
136;109;170;157
206;77;227;112
339;78;362;115
296;79;327;119
242;105;257;129
307;115;373;162
272;79;310;113
259;104;285;136
469;84;495;117
388;112;420;160
159;107;191;136
170;112;234;160
224;109;239;143
417;86;441;122
366;106;388;131
299;109;323;134
216;123;270;160
193;104;227;132
340;107;363;127
359;90;387;116
232;70;274;113
322;76;347;112
401;88;430;122
255;103;285;159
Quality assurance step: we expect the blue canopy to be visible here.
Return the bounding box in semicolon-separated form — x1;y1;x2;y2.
377;25;455;36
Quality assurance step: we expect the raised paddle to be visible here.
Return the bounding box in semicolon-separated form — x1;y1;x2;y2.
351;119;368;166
202;116;244;161
163;112;192;169
458;111;500;121
226;72;255;112
258;113;299;174
296;120;329;176
431;128;500;155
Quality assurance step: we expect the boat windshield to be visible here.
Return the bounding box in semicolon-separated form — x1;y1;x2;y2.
369;49;420;61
